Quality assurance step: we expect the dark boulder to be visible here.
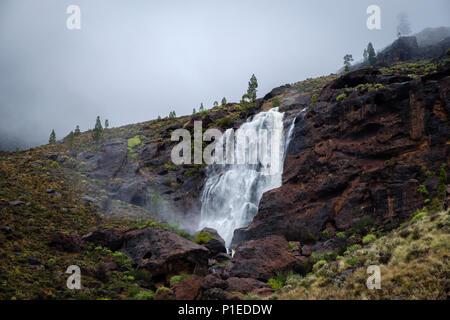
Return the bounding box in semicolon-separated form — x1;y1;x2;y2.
49;232;84;252
198;228;226;256
82;228;125;251
172;275;204;300
121;227;209;280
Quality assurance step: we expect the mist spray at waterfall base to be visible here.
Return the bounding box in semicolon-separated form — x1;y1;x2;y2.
198;108;290;248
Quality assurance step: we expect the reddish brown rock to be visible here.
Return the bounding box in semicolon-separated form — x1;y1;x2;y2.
229;235;299;281
225;277;272;294
172;275;204;300
49;232;83;252
121;227;209;281
154;288;174;300
82;228;125;251
202;274;228;290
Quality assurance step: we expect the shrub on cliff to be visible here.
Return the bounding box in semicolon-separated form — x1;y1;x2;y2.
194;231;213;244
362;234;376;244
336;93;347;102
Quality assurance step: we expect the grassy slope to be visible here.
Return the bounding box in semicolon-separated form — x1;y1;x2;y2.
272;208;449;300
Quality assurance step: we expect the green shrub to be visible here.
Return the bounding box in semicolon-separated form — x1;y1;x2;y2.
134;290;155;300
127;135;141;149
194;231;213;244
50;161;59;168
164;163;179;171
128;284;140;297
288;242;299;252
326;251;338;261
411;211;426;222
169;274;191;286
267;278;283;290
184;168;197;177
310;252;324;263
425;170;434;178
437;184;447;199
418;185;429;196
322;230;330;239
439;165;447;184
350;216;375;234
215;116;234;129
312;260;327;273
131;269;153;283
362;234;376;244
346;257;359;266
155;286;170;294
215;259;230;266
336;93;347;102
346;244;362;253
336;232;346;239
113;251;132;266
123;275;135;281
311;94;318;106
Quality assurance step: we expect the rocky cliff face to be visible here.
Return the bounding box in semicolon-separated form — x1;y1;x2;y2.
234;61;450;251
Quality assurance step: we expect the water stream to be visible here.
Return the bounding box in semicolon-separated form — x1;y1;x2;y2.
198;108;294;247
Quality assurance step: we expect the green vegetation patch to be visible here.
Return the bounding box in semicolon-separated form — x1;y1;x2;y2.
194;231;213;244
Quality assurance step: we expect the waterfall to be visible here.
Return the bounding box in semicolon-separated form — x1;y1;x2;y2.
198;108;292;247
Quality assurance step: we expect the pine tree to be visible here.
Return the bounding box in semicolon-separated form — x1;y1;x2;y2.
192;108;196;114
343;54;354;72
367;43;377;66
68;131;74;148
104;119;109;129
221;97;227;106
157;115;162;121
93;116;103;142
199;103;204;112
49;129;56;144
247;74;258;102
213;101;219;107
363;48;368;62
74;125;81;136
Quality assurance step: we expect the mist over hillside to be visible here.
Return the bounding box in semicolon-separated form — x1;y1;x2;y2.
1;0;449;151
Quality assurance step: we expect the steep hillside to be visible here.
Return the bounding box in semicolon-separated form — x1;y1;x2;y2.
273;208;450;300
1;55;449;300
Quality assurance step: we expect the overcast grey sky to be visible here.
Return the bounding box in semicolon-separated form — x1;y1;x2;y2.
1;0;449;150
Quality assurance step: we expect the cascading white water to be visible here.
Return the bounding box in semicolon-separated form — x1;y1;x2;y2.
198;108;290;247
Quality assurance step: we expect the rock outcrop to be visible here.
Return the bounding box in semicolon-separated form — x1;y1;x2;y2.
234;64;450;247
229;235;299;281
84;227;210;282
